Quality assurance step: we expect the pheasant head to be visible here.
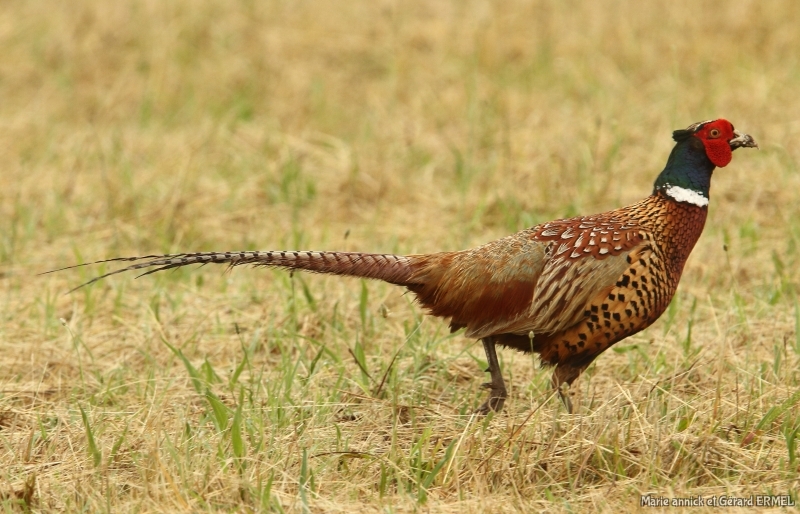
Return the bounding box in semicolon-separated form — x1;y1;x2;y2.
653;119;758;207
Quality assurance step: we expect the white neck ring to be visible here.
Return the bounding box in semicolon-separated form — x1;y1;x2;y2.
663;185;709;207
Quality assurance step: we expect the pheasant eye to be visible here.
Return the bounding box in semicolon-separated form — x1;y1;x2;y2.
709;129;720;138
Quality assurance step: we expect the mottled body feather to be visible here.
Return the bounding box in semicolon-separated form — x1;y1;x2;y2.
408;191;707;367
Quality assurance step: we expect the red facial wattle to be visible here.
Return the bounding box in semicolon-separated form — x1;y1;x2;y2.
703;139;733;167
694;119;734;168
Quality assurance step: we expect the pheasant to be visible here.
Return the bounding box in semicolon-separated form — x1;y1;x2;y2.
51;119;757;414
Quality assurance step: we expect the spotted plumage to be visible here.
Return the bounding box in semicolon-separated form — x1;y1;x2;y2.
48;119;758;414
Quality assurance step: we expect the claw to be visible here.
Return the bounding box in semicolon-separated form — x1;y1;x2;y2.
475;392;506;415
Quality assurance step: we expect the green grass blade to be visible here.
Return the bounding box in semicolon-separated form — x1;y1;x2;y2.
206;391;231;432
232;388;246;467
79;405;102;468
756;389;800;430
161;337;204;394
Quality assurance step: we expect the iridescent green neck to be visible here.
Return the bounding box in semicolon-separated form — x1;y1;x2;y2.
653;136;715;207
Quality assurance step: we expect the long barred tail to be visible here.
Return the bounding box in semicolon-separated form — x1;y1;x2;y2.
44;250;420;293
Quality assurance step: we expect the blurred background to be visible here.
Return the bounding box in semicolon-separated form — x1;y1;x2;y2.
2;1;796;262
1;0;798;510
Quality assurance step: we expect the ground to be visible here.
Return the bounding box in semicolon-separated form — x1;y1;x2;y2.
1;1;799;512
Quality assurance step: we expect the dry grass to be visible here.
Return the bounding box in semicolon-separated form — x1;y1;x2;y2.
1;0;799;511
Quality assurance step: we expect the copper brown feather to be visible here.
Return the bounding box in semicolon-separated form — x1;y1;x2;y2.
47;119;758;414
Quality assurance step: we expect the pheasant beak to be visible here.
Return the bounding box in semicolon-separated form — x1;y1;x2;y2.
729;129;759;150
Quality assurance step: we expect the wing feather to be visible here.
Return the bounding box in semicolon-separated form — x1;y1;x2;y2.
407;232;547;334
408;212;647;340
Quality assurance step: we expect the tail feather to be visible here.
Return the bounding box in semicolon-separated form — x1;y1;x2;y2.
46;250;419;293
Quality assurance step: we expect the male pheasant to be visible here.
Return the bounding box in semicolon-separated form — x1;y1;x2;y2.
53;119;757;414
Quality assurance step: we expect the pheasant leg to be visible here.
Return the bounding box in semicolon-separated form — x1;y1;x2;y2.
551;362;589;414
476;337;507;414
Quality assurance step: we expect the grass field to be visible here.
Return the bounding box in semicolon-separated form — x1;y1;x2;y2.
1;0;799;511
